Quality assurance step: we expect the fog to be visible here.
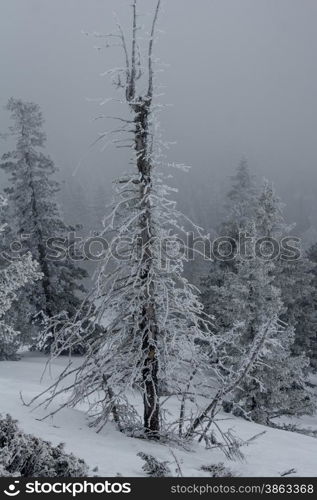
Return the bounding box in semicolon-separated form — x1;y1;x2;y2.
1;0;316;237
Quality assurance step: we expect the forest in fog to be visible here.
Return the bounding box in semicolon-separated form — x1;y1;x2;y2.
0;0;316;480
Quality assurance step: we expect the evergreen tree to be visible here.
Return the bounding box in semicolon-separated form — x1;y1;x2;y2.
256;181;317;368
277;251;316;364
222;157;258;243
0;195;40;360
202;181;315;423
305;243;317;367
0;98;87;348
201;158;257;313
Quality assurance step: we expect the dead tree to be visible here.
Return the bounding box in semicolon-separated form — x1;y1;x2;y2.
116;0;162;436
25;0;212;440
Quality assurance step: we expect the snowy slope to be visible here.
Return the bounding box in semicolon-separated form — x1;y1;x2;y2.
0;353;316;477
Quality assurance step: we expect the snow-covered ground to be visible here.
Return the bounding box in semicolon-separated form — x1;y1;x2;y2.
0;352;316;477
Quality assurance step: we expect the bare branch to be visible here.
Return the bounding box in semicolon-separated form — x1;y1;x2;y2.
147;0;161;98
114;15;130;89
128;0;138;101
185;319;275;438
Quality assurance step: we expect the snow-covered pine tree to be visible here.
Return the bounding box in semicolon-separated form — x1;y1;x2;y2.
224;157;258;239
0;98;88;349
244;181;314;419
255;181;317;369
185;252;298;436
28;0;212;439
201;158;257;314
276;242;316;367
0;195;40;360
202;180;314;423
305;243;317;367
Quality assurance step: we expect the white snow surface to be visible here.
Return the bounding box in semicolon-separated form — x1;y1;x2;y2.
0;352;316;477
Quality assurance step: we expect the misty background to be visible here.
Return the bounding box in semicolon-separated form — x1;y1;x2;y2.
0;0;316;245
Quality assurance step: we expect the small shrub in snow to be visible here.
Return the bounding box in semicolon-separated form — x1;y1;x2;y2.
0;414;88;477
200;463;234;477
280;468;297;477
0;464;19;477
137;452;171;477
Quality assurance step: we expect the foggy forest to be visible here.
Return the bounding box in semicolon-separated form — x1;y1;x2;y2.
0;0;316;481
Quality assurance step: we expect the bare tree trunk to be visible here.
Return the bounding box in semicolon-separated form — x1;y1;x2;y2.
123;0;161;437
134;99;160;436
179;368;197;437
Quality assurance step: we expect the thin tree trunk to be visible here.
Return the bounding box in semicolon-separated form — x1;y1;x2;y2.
133;100;160;436
118;0;161;436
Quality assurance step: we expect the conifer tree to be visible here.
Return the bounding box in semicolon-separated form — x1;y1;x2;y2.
0;98;87;348
201;159;257;313
202;180;315;423
222;158;258;242
255;182;317;368
0;195;40;359
304;243;317;367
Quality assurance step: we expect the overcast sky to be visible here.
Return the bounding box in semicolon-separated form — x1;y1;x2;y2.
0;0;316;230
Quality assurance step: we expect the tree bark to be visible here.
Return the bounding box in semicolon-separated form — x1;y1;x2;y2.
133;99;160;436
